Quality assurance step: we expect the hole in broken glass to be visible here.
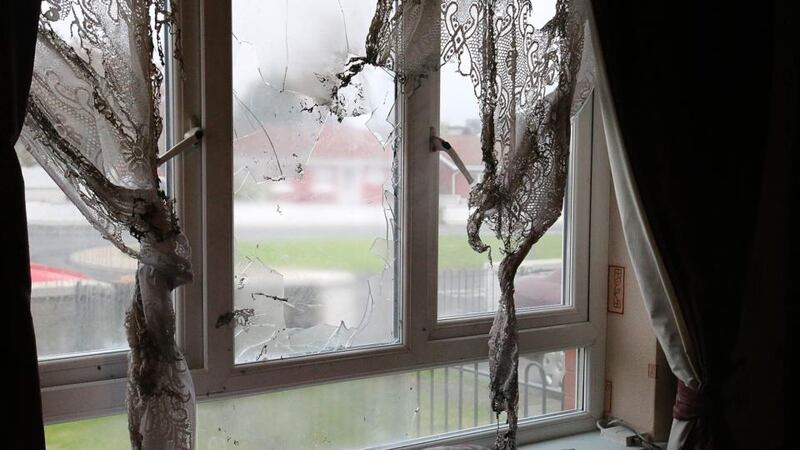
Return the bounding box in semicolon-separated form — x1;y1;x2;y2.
216;308;256;330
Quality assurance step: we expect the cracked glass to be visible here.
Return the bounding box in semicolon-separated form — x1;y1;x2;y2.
231;0;399;364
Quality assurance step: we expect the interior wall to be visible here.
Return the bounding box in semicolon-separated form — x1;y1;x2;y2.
604;184;676;440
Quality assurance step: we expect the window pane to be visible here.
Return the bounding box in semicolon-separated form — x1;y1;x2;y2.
21;151;135;360
45;348;580;449
438;62;565;320
231;0;399;364
22;22;172;360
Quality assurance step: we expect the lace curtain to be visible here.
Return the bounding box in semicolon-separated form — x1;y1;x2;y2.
18;1;194;448
347;1;592;447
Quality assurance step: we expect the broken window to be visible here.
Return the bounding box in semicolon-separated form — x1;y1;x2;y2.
36;2;606;447
231;0;399;363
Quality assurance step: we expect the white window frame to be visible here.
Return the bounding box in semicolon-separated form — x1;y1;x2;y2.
39;1;611;447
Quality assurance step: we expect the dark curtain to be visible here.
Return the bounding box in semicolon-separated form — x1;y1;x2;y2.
592;1;795;449
1;1;45;449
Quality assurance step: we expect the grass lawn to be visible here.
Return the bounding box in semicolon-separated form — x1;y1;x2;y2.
46;414;128;450
237;233;562;273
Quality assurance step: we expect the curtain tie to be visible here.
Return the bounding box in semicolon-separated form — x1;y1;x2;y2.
672;381;706;420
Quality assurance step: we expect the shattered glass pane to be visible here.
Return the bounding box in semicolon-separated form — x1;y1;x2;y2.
232;0;399;363
44;348;580;449
437;60;565;319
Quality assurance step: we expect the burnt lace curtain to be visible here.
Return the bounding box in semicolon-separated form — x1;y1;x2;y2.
17;1;195;448
2;0;46;448
348;1;592;447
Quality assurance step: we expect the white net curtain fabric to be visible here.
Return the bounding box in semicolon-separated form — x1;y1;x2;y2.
19;1;194;449
347;0;592;447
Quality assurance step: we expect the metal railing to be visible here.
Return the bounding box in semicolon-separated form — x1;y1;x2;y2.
437;268;495;317
32;281;131;358
413;357;565;437
437;264;561;317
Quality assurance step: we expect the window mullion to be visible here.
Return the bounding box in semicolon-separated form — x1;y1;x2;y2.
192;0;235;396
173;0;205;370
403;20;442;358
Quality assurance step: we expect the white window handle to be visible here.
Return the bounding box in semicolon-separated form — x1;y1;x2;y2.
430;126;475;184
157;126;204;167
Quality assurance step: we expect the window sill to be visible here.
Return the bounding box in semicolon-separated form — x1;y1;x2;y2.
524;431;661;449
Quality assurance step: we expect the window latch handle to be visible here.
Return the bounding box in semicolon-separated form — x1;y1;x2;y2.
430;126;475;184
157;126;204;167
